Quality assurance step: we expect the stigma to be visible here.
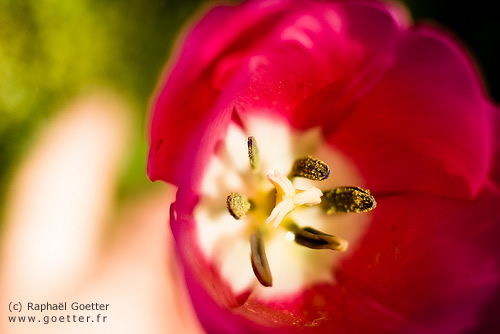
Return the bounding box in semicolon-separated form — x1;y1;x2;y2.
265;170;322;227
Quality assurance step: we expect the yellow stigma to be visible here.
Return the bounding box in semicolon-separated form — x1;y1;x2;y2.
265;170;322;228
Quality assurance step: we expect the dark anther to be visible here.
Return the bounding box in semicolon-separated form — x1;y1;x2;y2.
248;136;260;170
320;187;376;215
290;156;330;181
226;192;251;219
293;226;348;251
250;231;273;287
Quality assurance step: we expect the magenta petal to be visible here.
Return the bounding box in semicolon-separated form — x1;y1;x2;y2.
489;104;500;187
173;184;500;333
148;0;500;332
262;184;500;333
328;26;491;198
147;0;298;186
147;1;409;187
336;184;500;333
233;1;405;129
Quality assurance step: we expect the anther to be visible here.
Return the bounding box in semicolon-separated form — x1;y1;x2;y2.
290;156;330;181
320;187;376;215
226;192;251;219
250;231;273;287
291;225;348;251
248;136;260;170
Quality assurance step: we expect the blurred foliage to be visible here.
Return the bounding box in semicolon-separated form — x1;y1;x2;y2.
0;0;208;217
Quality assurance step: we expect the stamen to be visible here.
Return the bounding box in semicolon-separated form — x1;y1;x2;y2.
226;192;251;219
290;156;330;181
250;231;273;287
247;136;260;170
320;187;376;215
291;225;348;251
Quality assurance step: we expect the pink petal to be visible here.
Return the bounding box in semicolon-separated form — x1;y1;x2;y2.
148;0;500;332
335;183;500;333
147;1;407;188
233;1;405;129
174;184;500;333
489;103;500;187
327;26;491;199
147;0;301;187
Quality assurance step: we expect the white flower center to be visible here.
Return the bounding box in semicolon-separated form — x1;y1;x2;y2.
194;113;373;299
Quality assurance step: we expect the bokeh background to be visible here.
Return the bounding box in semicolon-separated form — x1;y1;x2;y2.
1;0;498;333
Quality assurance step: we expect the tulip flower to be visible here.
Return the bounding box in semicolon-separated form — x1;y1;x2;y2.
147;0;500;332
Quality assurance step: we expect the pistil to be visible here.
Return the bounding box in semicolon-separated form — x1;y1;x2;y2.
265;170;323;228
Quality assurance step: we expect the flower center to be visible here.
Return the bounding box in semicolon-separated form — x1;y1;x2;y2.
225;136;376;287
194;116;376;296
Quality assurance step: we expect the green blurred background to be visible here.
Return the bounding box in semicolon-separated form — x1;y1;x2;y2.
0;0;210;222
1;0;498;224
